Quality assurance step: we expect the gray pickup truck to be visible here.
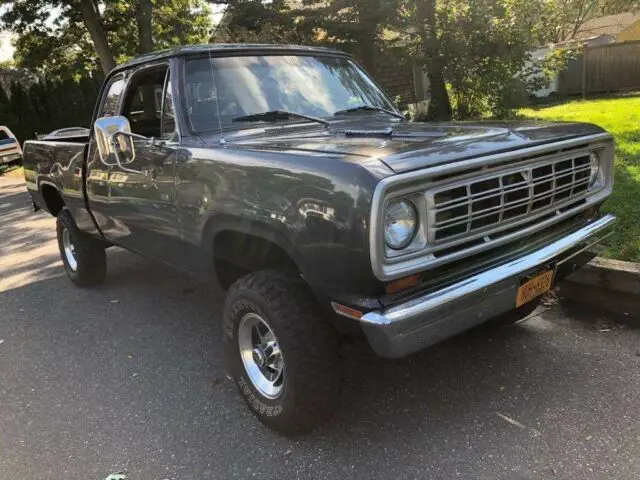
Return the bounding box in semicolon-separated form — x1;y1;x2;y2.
23;44;616;434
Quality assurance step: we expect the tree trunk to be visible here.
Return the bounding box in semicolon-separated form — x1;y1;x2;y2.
416;0;452;121
358;0;378;73
135;0;154;54
76;0;116;75
424;58;451;121
359;28;377;73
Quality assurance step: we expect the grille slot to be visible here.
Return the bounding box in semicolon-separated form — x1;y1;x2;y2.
428;152;593;244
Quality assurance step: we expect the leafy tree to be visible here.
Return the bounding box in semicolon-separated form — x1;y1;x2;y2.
0;84;18;129
0;1;116;75
292;0;402;72
217;0;402;72
412;0;452;120
9;81;39;141
1;0;213;78
213;0;315;45
443;0;542;118
401;0;547;120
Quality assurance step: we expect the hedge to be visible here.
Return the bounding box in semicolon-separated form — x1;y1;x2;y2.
0;73;103;143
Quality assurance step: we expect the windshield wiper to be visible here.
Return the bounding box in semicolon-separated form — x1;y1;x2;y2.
232;110;330;126
333;105;405;120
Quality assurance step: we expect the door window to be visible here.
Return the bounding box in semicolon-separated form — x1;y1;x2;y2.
121;67;168;138
161;75;176;140
99;75;125;117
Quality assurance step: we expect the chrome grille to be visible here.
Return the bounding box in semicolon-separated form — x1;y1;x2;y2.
427;151;592;243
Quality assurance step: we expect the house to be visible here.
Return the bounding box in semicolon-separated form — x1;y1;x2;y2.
528;12;640;97
573;12;640;43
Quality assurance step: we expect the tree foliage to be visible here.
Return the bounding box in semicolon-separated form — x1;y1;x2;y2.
295;0;402;71
0;0;213;78
213;0;314;45
0;74;102;142
2;0;638;130
438;0;542;118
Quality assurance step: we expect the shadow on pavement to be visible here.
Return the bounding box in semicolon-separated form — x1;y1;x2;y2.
2;249;628;479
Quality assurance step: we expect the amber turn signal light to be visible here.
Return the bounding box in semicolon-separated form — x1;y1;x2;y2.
385;274;422;294
330;302;364;319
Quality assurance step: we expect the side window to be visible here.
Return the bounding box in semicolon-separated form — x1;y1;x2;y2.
120;67;167;138
100;75;125;117
161;77;176;139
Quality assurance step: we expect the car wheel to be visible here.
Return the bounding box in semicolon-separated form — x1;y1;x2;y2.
223;270;342;435
56;208;107;286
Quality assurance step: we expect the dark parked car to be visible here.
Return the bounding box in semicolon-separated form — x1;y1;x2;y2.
22;44;616;434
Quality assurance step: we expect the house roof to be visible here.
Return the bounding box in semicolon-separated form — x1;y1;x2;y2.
573;12;640;40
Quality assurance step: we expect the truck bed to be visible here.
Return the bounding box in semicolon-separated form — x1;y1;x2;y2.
22;130;96;236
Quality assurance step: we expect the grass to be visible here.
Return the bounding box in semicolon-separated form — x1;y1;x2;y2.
0;163;23;178
520;95;640;262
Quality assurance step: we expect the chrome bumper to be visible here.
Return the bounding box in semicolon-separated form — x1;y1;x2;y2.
360;214;616;358
0;152;21;164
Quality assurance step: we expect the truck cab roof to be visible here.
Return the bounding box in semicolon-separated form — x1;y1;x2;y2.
114;44;350;74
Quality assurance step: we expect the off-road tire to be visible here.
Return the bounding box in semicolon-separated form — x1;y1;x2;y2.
223;270;342;435
56;208;107;286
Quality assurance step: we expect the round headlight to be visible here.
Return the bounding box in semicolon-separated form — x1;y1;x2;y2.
589;151;601;188
384;200;418;250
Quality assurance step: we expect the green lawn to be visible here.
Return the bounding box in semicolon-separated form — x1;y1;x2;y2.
520;96;640;262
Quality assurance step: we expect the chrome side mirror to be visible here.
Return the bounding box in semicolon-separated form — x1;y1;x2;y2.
94;115;133;166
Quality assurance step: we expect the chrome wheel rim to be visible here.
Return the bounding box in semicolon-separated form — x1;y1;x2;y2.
62;228;78;272
238;312;285;399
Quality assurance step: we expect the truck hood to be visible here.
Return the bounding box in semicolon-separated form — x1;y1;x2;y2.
219;119;607;174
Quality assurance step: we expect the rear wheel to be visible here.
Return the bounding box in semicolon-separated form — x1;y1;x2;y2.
56;208;107;286
223;270;342;435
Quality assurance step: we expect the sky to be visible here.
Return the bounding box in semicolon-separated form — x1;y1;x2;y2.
0;32;13;62
0;4;227;64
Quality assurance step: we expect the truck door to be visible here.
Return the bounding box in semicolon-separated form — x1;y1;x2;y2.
86;73;125;234
90;63;181;263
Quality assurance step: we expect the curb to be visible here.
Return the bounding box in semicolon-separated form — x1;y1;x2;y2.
566;257;640;296
559;257;640;320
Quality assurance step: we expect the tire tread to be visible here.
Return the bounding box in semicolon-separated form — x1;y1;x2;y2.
225;270;341;434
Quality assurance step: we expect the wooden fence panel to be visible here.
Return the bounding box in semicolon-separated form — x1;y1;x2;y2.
559;56;584;95
558;40;640;95
588;41;640;92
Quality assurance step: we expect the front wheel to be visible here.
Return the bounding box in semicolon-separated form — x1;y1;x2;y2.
56;208;107;286
223;270;342;435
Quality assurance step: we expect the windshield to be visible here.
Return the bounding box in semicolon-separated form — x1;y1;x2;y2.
183;55;395;132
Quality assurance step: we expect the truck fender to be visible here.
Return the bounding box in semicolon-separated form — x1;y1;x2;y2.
201;214;303;272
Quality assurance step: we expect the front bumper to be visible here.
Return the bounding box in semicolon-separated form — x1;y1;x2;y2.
360;214;616;358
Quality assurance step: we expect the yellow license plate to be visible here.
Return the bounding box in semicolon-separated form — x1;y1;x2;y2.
515;270;554;307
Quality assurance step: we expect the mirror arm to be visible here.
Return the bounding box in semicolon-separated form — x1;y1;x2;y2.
125;132;150;141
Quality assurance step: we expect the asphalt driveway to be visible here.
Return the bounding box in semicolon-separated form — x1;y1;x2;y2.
1;177;640;480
